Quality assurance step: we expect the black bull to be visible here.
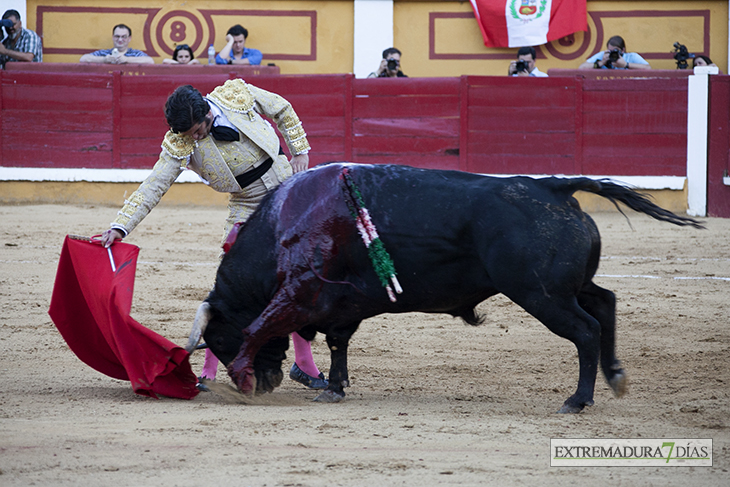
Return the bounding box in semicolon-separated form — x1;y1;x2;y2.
187;163;702;413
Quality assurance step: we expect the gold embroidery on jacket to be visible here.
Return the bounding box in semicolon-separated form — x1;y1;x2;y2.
207;79;256;116
115;191;145;226
161;131;196;167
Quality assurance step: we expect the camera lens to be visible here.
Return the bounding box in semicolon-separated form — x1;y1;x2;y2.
387;59;398;70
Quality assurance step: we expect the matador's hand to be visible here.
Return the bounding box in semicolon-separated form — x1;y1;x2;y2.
101;229;124;248
290;154;309;174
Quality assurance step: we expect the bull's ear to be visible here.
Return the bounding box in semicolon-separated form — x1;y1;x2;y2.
185;302;212;353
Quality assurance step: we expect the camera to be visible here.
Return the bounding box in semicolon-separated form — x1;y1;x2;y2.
386;58;399;71
0;18;14;30
673;42;694;70
515;60;529;73
608;49;621;63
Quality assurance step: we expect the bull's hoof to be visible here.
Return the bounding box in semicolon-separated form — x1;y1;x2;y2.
609;371;628;398
229;366;257;395
255;369;284;394
557;399;593;414
313;390;345;403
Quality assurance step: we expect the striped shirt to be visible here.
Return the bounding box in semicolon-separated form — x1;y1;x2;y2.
89;48;150;57
1;28;43;68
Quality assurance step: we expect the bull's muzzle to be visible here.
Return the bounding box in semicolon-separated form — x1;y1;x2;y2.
185;302;212;353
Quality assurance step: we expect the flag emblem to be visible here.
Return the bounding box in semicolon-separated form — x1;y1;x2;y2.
512;0;547;20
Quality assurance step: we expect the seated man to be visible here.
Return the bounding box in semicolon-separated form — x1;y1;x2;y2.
79;24;154;65
367;47;407;78
215;24;262;65
507;46;548;77
0;9;42;69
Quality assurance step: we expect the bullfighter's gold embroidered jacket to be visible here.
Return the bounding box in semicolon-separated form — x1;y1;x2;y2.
110;79;310;236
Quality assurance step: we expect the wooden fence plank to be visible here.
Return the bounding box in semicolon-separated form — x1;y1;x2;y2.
466;154;576;175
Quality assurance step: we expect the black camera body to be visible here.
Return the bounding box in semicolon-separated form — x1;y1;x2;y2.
608;49;621;63
673;42;694;70
515;60;529;73
386;58;398;71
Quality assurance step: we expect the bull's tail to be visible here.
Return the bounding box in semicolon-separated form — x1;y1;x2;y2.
557;177;705;229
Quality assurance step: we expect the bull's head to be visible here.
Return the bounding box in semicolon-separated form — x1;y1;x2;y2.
185;299;289;394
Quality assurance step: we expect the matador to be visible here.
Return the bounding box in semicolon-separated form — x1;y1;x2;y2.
100;79;328;392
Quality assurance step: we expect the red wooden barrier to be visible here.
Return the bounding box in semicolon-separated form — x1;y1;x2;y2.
581;78;688;176
2;71;114;168
352;78;461;169
1;69;725;191
465;76;579;175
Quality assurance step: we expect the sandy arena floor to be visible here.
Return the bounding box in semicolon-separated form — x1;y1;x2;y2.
1;204;728;486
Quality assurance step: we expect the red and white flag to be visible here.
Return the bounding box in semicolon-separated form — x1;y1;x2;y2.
470;0;587;48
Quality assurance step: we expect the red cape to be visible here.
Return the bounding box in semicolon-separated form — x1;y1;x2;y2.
49;236;198;399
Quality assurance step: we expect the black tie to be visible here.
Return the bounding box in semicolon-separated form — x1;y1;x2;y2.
210;125;239;142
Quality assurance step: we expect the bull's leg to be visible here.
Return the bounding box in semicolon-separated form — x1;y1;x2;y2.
577;282;627;398
513;294;601;413
227;291;316;394
314;332;354;403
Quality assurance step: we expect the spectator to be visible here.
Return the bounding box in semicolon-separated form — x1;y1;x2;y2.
0;9;42;69
507;46;548;77
162;44;200;65
693;55;723;74
79;24;154;65
693;55;717;68
99;80;326;391
579;35;651;70
215;24;262;65
367;47;407;78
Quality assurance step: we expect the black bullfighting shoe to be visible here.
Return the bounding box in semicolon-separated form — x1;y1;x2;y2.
196;376;213;392
289;363;329;389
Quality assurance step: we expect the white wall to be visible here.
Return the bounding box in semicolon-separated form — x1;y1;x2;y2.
353;0;393;78
2;0;26;42
3;0;26;21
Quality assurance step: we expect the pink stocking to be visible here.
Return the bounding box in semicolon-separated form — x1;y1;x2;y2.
292;332;322;377
200;348;219;380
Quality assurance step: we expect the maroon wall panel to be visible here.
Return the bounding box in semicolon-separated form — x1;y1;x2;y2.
465;76;576;174
468;107;576;133
580;78;687;177
1;71;113;168
707;76;730;217
467;78;577;107
468;155;576;175
351;78;459;166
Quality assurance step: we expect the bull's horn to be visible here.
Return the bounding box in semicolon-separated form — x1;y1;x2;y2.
185;302;212;353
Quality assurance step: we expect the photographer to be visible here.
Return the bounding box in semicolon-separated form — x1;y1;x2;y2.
579;36;651;70
507;47;548;77
368;47;407;78
0;9;42;69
